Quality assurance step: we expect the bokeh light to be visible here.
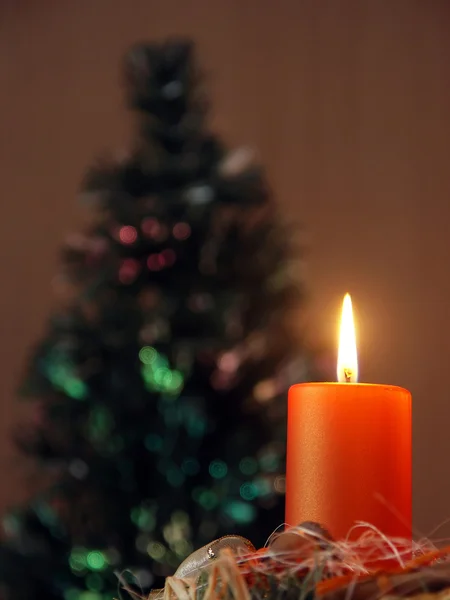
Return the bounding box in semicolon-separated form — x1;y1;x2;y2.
79;593;102;600
64;588;82;600
166;468;185;487
119;225;138;245
186;415;206;438
224;501;256;524
69;547;87;573
173;539;192;558
254;476;272;497
147;541;166;561
86;551;107;571
209;459;228;479
218;352;239;373
181;457;200;475
85;573;104;592
139;346;157;365
147;254;163;271
144;433;163;452
167;370;183;393
198;489;218;510
240;482;258;501
130;506;156;532
172;222;191;240
88;407;114;443
65;378;88;400
259;451;280;472
154;367;172;387
253;379;276;402
274;475;286;494
141;218;161;239
239;456;258;476
47;358;88;400
160;248;176;267
119;258;140;284
140;348;184;395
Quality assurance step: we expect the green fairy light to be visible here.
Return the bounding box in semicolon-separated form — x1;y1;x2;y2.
47;357;88;400
154;367;172;387
191;486;204;502
165;370;184;394
86;550;107;571
157;354;170;369
139;346;157;365
224;501;256;524
166;467;185;488
130;507;140;525
88;407;114;442
163;406;178;428
186;416;206;438
140;350;184;394
64;378;88;400
239;457;258;476
254;476;272;497
240;482;258;501
209;460;228;479
79;593;102;600
141;364;156;384
259;452;280;472
144;433;163;452
131;502;156;531
47;362;71;386
69;549;87;573
34;502;58;526
69;548;88;573
198;490;218;510
64;588;82;600
138;510;156;531
85;573;104;592
181;457;199;475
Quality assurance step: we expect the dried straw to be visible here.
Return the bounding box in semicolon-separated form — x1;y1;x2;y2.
137;525;450;600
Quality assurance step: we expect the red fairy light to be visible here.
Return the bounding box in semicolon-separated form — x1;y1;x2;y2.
141;218;161;239
147;254;163;271
119;258;140;284
119;225;138;245
172;222;191;241
160;249;176;266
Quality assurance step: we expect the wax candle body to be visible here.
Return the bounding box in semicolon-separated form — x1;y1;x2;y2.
286;383;411;540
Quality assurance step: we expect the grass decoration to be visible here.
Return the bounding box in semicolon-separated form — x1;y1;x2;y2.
133;524;450;600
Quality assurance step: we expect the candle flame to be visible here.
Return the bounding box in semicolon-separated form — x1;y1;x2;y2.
337;293;358;383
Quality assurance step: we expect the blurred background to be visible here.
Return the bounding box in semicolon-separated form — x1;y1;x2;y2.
0;0;450;544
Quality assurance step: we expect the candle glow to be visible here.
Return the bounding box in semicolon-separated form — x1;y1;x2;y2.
337;293;358;383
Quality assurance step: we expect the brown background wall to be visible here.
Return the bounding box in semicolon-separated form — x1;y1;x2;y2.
1;0;450;537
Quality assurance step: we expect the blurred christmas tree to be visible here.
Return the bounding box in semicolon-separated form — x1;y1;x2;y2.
0;40;309;600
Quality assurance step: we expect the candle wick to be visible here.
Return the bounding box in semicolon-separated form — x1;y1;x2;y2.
344;368;352;383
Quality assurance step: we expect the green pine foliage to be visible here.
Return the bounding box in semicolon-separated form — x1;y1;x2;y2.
0;40;307;600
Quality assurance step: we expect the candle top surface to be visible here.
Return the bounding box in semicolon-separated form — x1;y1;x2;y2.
289;382;410;394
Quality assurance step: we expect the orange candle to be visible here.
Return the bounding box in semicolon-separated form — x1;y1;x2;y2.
285;294;411;540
